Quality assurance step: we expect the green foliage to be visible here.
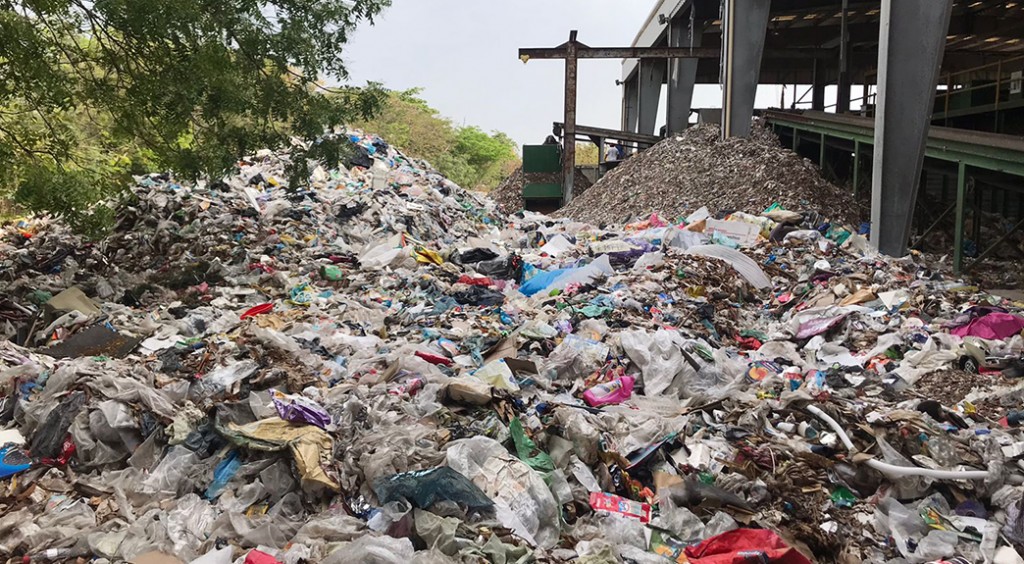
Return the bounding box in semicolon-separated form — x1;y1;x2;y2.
352;89;519;191
0;0;391;236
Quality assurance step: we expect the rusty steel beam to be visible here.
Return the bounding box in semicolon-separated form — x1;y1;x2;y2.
562;32;579;205
519;46;823;61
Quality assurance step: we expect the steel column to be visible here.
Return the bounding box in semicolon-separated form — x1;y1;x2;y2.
812;59;827;111
819;133;826;167
954;162;967;274
853;139;861;197
837;0;851;113
639;58;666;135
623;76;639;134
563;32;579;205
667;10;702;134
869;0;954;256
721;0;771;139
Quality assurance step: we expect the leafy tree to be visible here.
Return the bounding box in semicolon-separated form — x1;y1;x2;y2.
351;89;519;191
0;0;390;236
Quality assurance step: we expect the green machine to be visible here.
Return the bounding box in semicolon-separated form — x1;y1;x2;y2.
521;144;563;212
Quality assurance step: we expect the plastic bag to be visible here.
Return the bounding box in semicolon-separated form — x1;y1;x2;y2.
619;329;685;396
471;359;518;391
446;436;560;548
322;535;415;564
372;466;493;512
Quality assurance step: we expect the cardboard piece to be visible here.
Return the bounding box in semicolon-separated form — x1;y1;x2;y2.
45;287;101;317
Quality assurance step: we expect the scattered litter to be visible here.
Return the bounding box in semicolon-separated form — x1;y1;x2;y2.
2;125;1024;563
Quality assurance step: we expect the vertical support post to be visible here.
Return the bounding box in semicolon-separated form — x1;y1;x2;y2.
563;31;578;205
812;58;827;111
667;9;702;134
623;77;639;133
953;162;967;274
819;133;826;167
853;140;861;197
973;183;983;244
837;0;851;113
721;0;771;139
793;129;799;151
870;0;954;256
995;60;1003;132
638;58;666;135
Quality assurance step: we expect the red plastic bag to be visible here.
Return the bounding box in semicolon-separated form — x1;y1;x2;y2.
244;550;282;564
415;350;453;366
686;529;812;564
240;303;275;319
41;435;76;467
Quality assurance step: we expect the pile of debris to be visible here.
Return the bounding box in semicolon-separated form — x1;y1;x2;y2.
558;124;866;227
491;165;593;214
2;127;1024;564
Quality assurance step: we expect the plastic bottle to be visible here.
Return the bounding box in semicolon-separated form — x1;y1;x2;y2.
23;548;75;562
583;376;636;407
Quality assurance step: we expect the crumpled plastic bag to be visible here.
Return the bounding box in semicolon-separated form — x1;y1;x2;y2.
542;334;610;381
619;329;685;396
445;436;560;548
219;417;340;492
323;534;415;564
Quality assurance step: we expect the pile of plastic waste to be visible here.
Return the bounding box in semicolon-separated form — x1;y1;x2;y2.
3;129;1024;564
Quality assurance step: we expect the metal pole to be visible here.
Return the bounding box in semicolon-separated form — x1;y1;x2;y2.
973;183;982;244
853;139;860;197
954;162;967;274
837;0;851;113
563;31;578;205
996;59;1003;133
819;133;826;167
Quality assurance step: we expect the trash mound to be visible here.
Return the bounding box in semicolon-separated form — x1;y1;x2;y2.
3;129;1024;563
557;123;866;226
491;165;593;214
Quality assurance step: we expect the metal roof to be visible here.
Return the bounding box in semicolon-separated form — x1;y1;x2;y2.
623;0;1024;84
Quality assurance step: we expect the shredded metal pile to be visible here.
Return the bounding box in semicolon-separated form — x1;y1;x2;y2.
558;124;866;227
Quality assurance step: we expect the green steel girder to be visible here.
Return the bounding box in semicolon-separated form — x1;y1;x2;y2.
766;116;1024;178
767;111;1024;275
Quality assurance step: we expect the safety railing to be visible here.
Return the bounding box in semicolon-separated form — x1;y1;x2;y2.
936;54;1024;123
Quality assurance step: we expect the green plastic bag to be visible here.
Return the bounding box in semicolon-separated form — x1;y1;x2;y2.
509;418;554;474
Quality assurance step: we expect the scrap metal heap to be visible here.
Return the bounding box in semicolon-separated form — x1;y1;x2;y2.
3;129;1024;563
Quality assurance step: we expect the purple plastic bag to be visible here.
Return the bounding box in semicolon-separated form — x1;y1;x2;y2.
271;389;332;429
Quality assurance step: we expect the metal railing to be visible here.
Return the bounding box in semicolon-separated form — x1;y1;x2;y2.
936;54;1024;125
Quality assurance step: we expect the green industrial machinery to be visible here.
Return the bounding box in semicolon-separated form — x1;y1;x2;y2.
520;123;661;212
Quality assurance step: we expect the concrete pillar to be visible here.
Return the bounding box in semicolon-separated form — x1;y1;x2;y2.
870;0;954;256
623;77;639;133
667;10;702;134
721;0;771;138
638;58;666;136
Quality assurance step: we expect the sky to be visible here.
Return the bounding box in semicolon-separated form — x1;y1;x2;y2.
342;1;787;147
